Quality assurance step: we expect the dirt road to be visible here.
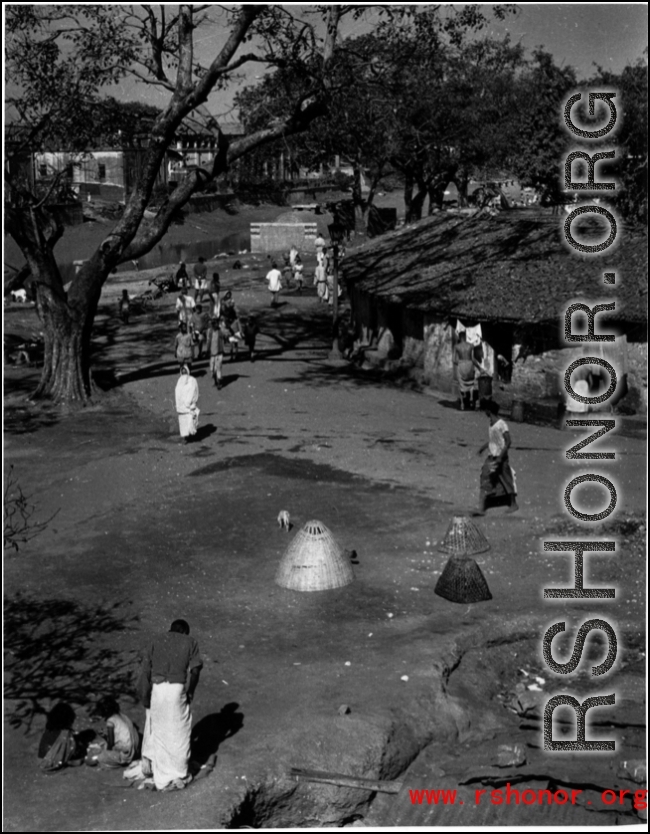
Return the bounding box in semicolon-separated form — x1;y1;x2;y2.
4;272;646;829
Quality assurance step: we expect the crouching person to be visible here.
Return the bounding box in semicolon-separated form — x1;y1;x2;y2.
38;702;85;773
89;697;139;768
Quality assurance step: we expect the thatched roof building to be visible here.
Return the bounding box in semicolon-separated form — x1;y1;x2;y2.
344;212;647;327
343;212;647;413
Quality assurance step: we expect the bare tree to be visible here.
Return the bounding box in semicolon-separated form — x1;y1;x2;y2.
3;466;59;552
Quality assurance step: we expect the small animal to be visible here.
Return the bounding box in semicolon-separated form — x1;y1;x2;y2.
277;510;291;531
11;289;27;303
232;260;242;270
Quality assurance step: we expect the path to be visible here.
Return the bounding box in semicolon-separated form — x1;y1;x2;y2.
4;275;646;829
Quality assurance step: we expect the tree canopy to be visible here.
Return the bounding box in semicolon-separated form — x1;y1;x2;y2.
4;3;349;403
237;5;523;224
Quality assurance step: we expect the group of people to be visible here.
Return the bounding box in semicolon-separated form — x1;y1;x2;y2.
38;619;203;793
175;282;256;370
314;234;343;305
174;257;218;303
452;328;519;513
263;239;344;307
173;279;260;443
264;245;306;306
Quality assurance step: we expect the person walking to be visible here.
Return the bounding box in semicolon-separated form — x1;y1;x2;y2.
474;400;519;515
175;262;189;293
175;289;196;326
206;317;227;389
174;366;200;442
266;261;283;307
293;255;304;292
190;304;210;360
174;322;194;372
315;248;328;302
140;619;203;791
118;290;131;324
221;291;242;360
242;315;260;363
314;233;326;255
209;272;221;313
192;257;208;301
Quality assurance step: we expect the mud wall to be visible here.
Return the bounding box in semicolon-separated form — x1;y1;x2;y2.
626;338;648;414
423;319;454;392
511;332;647;413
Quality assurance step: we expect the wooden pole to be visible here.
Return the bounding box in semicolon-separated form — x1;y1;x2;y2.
328;243;341;359
290;767;403;794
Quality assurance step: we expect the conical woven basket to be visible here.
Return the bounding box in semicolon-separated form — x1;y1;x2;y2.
434;554;492;604
275;520;354;592
437;516;490;555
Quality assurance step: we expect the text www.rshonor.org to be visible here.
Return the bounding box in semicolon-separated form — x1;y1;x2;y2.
409;784;648;810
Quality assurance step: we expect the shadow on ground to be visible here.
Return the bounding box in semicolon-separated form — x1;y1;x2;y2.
191;703;244;764
4;593;140;732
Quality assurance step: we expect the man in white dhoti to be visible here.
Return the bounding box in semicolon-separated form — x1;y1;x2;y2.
175;366;200;443
140;619;203;791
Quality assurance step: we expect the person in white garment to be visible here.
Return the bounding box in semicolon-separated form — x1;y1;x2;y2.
174;365;200;443
266;261;283;307
140;620;203;791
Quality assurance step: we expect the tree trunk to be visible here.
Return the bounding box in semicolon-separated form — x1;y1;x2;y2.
403;172;414;223
454;171;470;207
407;184;428;222
28;251;108;405
427;182;446;214
352;158;368;235
34;282;96;404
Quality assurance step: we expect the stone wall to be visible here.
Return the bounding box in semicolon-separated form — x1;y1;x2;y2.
251;223;318;253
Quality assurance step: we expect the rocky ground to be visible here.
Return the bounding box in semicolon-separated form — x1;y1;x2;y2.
3;257;647;829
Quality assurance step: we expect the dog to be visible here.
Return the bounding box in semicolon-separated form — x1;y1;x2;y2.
277;510;291;531
10;289;27;303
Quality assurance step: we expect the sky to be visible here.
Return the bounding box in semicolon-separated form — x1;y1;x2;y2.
105;3;648;118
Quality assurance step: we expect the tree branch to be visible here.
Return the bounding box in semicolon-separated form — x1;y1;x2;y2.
175;5;194;96
192;5;266;105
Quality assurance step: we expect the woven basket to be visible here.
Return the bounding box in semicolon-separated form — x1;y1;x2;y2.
434;554;492;604
275;520;354;592
438;515;490;555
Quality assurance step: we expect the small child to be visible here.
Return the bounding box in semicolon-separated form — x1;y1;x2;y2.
88;697;139;769
293;256;304;292
119;290;131;324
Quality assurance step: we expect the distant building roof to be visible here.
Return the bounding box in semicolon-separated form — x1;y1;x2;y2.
176;115;244;138
344;211;647;326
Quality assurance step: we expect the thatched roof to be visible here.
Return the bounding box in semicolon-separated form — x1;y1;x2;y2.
343;212;647;326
